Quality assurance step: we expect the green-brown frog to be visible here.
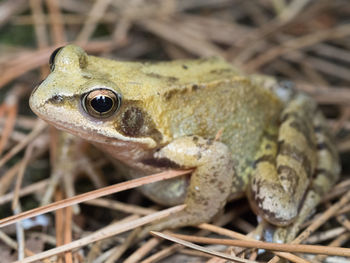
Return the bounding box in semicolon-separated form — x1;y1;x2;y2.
29;45;340;241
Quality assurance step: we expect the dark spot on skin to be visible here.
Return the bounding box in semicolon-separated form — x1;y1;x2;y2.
79;53;88;69
46;93;80;106
280;112;298;123
209;68;232;75
48;94;64;104
164;85;199;100
146;72;179;83
254;155;275;167
83;75;92;79
148;73;161;78
218;187;226;194
191;191;203;203
168;76;178;82
281;111;301;123
192;136;199;142
265;144;272;150
196;151;202;160
278;141;312;177
115;102;163;142
182;65;188;69
217;181;223;189
263;130;277;141
277;165;299;195
280;113;289;124
142;157;181;169
121;107;144;136
164;89;179;100
289;119;315;148
250;182;285;224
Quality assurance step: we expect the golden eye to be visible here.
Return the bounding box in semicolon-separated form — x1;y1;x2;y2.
82;89;121;118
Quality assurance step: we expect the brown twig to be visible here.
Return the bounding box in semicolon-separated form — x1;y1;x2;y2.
0;169;190;228
14;205;185;263
151;231;257;263
157;232;350;257
0;120;47;169
124;237;161;263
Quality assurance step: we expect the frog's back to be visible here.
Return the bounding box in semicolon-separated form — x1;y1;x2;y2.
162;76;282;171
78;54;283;159
88;56;243;98
139;57;243;86
89;54;283;174
104;59;279;177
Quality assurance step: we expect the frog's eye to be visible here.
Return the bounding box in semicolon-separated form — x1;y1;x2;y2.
82;89;121;119
49;46;65;72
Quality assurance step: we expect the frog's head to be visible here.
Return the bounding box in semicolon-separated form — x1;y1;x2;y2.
30;45;162;149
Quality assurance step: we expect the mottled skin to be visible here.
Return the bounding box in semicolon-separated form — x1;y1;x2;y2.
29;45;340;240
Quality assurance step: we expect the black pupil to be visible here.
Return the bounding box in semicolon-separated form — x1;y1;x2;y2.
91;95;114;113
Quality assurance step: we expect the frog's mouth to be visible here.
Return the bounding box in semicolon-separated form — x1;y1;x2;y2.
37;111;160;166
42;117;110;144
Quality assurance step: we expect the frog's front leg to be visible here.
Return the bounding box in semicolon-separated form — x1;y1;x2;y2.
140;136;236;235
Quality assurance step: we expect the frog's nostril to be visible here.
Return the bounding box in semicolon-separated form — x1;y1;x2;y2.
49;94;64;104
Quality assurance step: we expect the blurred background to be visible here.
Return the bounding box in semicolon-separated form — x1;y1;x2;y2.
0;0;350;262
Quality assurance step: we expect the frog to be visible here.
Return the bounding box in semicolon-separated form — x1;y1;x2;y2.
29;44;340;242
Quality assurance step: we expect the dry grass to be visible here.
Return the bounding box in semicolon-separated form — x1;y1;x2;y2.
0;0;350;262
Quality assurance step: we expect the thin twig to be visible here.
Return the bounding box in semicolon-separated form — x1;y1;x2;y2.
0;169;190;228
124;237;161;263
14;205;185;263
0;120;47;169
160;232;350;257
151;231;257;263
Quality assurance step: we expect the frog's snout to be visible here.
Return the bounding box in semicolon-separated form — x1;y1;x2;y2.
31;80;43;96
29;80;48;118
29;84;40;116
